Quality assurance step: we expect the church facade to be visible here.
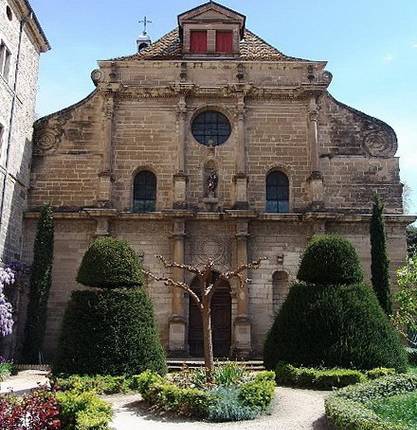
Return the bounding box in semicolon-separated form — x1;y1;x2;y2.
23;2;413;359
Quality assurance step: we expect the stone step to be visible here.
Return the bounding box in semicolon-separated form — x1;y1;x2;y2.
167;359;265;372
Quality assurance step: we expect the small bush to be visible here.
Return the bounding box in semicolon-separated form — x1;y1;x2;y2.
56;390;112;430
0;389;60;430
208;387;259;422
406;347;417;365
238;379;275;410
54;288;167;376
264;282;408;372
325;374;417;430
213;362;246;386
76;237;143;289
297;235;363;285
367;368;396;380
275;363;366;390
52;374;132;395
0;362;14;382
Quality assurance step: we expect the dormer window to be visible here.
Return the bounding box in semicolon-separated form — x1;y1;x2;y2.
190;31;207;53
178;2;245;57
216;31;233;54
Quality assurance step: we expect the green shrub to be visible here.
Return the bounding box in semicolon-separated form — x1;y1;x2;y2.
54;288;167;376
0;362;14;382
264;282;407;372
76;237;143;289
297;235;363;285
406;347;417;365
56;390;112;430
275;363;366;390
367;368;396;380
132;370;164;399
325;374;417;430
208;387;259;422
253;371;276;383
52;374;132;395
238;379;275;410
22;203;54;363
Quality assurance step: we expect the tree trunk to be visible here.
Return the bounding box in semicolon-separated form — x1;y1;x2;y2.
201;303;214;381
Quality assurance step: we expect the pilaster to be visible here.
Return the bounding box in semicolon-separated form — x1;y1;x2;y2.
168;219;187;354
233;220;251;357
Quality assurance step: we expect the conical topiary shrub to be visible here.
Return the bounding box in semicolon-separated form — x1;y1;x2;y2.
264;235;407;372
54;237;166;375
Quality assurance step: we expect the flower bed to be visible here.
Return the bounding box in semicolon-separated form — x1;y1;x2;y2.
325;374;417;429
0;387;112;430
134;364;276;422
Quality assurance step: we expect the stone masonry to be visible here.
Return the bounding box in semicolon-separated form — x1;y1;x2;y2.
23;2;414;360
0;0;49;262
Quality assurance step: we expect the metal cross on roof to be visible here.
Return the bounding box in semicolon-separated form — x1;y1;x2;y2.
139;16;152;35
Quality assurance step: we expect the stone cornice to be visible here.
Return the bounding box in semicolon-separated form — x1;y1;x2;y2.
24;209;416;225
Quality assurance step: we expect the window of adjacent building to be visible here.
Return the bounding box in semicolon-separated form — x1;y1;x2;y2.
266;171;289;213
133;170;156;212
0;124;4;157
272;271;289;315
216;31;233;53
191;110;231;146
6;5;13;21
0;42;11;82
190;31;208;53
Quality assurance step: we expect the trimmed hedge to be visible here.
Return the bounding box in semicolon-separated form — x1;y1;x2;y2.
275;363;367;390
325;374;417;430
54;288;167;376
264;282;407;372
297;235;363;285
76;237;143;289
52;374;133;395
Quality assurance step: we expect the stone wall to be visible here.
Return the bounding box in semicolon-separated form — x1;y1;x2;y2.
0;0;44;261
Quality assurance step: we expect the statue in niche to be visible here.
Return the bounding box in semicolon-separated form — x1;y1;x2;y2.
207;170;218;197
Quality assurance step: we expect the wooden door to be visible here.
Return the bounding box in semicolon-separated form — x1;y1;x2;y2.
188;276;231;358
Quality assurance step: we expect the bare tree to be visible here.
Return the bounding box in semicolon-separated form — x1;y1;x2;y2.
144;255;265;379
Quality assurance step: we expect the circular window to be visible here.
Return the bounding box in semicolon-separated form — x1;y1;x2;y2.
6;5;12;21
191;111;231;146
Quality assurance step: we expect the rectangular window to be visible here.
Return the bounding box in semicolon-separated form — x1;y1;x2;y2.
0;42;11;82
190;31;207;54
216;31;233;53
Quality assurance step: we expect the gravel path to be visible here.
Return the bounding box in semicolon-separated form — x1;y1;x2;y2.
107;387;329;430
0;370;49;395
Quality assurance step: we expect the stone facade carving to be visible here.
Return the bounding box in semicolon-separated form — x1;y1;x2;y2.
363;130;396;158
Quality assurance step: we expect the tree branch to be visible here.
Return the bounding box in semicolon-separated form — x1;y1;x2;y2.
155;255;203;277
221;257;267;280
144;270;202;311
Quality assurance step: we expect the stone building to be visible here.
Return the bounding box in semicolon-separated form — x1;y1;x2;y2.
25;1;413;359
0;0;49;262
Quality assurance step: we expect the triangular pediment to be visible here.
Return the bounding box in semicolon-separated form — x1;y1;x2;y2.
178;1;245;26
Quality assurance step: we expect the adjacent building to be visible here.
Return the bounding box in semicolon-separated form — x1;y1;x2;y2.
0;0;49;263
25;2;413;360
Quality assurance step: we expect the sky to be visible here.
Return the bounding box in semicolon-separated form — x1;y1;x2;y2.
30;0;417;214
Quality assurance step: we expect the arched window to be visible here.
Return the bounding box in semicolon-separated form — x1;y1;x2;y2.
272;271;289;315
266;171;289;213
133;171;156;212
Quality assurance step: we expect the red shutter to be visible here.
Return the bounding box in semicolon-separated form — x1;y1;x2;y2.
216;31;233;53
190;31;207;53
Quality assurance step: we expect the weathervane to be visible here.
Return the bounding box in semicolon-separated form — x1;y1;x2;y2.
139;16;152;35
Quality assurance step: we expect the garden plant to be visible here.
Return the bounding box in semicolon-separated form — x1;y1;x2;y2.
54;237;166;376
264;235;407;372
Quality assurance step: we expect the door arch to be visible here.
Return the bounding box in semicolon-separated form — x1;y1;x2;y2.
188;273;232;358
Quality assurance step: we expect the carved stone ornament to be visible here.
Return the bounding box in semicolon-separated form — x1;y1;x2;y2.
33;129;60;155
91;69;104;86
363;130;396;158
194;236;231;265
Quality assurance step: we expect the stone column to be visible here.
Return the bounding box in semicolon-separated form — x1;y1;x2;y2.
173;94;188;208
168;219;187;354
233;221;251;357
98;93;114;207
307;96;324;209
233;93;249;209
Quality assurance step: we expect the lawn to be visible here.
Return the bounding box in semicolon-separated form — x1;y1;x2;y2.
371;392;417;430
